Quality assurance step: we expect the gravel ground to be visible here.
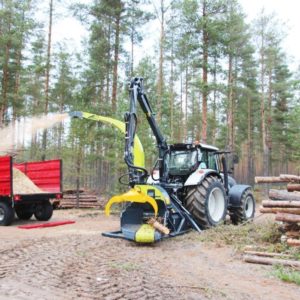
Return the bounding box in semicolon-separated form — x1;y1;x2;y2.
0;209;299;300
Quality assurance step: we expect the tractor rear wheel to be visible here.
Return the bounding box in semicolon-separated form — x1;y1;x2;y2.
185;176;227;229
230;189;255;225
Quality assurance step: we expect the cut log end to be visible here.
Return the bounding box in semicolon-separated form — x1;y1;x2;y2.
147;218;170;235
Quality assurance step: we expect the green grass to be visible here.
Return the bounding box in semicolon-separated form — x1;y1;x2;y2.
273;266;300;285
191;221;282;251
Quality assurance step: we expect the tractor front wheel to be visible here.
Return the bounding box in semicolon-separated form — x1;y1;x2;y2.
230;189;255;225
185;176;227;229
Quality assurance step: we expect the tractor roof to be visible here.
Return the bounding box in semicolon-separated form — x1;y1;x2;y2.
199;143;219;151
170;143;219;152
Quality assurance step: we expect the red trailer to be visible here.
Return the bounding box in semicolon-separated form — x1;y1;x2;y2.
0;156;63;225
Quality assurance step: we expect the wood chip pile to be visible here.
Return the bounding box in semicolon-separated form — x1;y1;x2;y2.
58;190;106;209
255;174;300;247
13;168;46;194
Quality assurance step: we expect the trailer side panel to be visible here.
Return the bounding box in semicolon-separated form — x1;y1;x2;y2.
14;159;62;193
0;156;12;196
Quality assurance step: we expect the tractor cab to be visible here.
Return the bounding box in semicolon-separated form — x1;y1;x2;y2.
165;143;221;181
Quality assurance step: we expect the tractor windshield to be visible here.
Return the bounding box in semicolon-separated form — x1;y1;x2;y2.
167;150;198;176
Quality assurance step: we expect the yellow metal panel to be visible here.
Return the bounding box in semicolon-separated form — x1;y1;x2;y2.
135;224;155;243
135;185;170;205
81;112;145;168
105;187;158;216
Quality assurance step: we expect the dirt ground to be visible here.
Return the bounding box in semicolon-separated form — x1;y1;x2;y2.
0;209;299;300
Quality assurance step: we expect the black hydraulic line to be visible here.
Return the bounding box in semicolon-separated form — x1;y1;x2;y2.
132;77;168;181
125;77;169;185
221;155;229;194
124;79;150;186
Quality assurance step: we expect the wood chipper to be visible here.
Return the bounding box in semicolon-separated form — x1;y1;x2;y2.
70;77;255;243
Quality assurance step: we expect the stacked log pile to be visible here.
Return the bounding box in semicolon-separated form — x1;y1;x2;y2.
255;174;300;247
59;190;107;209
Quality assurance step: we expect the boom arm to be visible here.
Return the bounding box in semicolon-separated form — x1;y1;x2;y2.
125;78;168;185
69;111;145;168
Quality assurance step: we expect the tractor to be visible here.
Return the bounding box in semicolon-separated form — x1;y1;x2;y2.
100;77;255;243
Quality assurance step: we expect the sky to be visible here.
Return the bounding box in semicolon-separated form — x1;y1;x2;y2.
49;0;300;68
239;0;300;68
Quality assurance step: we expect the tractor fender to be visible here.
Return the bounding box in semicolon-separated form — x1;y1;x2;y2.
184;169;222;187
228;184;252;208
220;174;237;188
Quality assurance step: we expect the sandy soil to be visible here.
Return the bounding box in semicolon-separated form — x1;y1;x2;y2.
0;209;299;300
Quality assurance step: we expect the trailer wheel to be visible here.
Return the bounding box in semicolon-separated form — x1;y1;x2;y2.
0;202;15;226
185;176;227;229
15;208;33;220
34;201;53;221
230;189;255;225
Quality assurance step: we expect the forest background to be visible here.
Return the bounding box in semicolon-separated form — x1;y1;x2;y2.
1;0;300;195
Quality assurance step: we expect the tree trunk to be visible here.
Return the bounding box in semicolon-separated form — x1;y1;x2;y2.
287;184;300;192
244;255;300;269
275;212;300;223
157;0;165;124
267;69;273;174
201;0;208;143
130;24;134;77
184;65;188;139
243;250;293;258
42;0;53;160
75;147;82;209
44;0;53;113
227;54;234;151
105;20;111;104
212;54;217;144
112;11;121;112
262;200;300;208
247;94;254;185
260;207;300;215
286;231;300;238
255;176;287;184
287;239;300;247
269;189;300;201
0;20;11;126
259;24;269;197
169;33;174;141
280;174;300;182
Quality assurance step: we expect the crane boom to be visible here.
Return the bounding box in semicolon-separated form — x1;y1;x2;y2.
125;77;168;186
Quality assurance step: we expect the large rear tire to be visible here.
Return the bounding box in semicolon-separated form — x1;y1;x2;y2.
16;207;33;220
230;189;255;225
0;202;15;226
185;176;227;229
34;201;53;221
